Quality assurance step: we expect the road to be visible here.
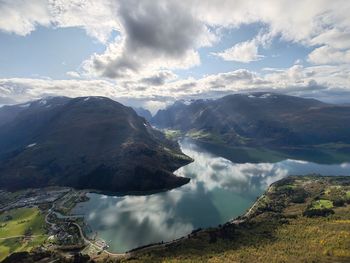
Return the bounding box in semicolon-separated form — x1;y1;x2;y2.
45;203;126;259
71;222;126;258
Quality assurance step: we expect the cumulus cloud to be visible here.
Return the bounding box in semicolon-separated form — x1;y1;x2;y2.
2;63;350;110
84;0;214;79
140;71;177;86
0;0;51;36
192;0;350;46
310;29;350;50
0;78;123;105
4;1;350;73
0;0;120;43
308;45;350;65
66;71;80;78
48;0;120;43
1;0;350;106
3;0;349;47
213;39;263;63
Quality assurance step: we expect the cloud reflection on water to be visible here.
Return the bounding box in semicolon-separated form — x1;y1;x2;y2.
73;138;350;253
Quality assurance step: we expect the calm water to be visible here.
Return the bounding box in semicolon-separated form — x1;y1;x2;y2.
71;138;350;253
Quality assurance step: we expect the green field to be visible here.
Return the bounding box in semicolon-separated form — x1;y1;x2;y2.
186;130;225;144
311;199;334;209
0;207;47;261
164;129;183;140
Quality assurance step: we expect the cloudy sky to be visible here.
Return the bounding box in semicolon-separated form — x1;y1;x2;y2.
1;0;350;112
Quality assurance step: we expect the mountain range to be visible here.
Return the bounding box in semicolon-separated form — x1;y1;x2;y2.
0;97;191;192
152;92;350;147
133;107;152;121
1;92;349;192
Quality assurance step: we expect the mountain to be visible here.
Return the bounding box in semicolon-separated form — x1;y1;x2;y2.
0;97;192;192
152;92;350;147
133;107;152;121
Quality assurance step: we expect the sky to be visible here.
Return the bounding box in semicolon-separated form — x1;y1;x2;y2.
1;0;350;112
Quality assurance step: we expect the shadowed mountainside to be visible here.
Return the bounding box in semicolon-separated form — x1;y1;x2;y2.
133;107;152;121
152;92;350;147
0;97;192;192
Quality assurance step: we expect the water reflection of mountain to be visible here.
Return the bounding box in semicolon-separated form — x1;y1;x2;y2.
71;138;350;253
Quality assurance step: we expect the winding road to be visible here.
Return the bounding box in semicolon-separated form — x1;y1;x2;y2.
45;204;126;258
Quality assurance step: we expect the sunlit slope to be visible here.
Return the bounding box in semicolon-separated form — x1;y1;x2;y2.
128;176;350;263
0;208;47;261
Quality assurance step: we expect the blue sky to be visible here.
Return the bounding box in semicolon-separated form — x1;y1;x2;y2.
0;0;350;110
0;27;106;79
176;24;314;79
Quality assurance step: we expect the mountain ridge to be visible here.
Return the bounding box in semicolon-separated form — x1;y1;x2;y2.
0;96;192;192
152;92;350;147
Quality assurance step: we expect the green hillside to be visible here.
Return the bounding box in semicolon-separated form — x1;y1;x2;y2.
0;207;47;261
126;176;350;263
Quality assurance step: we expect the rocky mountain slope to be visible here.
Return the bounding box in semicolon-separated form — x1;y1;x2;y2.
0;97;191;192
152;93;350;147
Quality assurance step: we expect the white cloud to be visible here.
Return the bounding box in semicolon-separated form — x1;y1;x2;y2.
0;0;120;43
66;71;80;78
0;78;123;105
1;0;350;105
83;0;215;79
48;0;121;43
310;29;350;49
308;45;350;65
213;39;263;63
192;0;350;47
83;36;202;79
3;1;350;73
1;1;349;48
0;0;51;36
2;63;350;110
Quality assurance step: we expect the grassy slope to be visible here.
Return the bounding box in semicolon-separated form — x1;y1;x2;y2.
126;176;350;263
164;129;183;141
0;207;47;261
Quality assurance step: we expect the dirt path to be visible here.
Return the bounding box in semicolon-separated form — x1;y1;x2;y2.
0;234;45;240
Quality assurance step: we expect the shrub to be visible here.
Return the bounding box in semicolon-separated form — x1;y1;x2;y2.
303;208;334;217
332;199;345;207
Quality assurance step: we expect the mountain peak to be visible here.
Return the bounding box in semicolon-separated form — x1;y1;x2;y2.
152;93;348;147
0;97;191;192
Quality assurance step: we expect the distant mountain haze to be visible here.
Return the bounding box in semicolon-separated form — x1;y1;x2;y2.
152;92;350;147
0;97;191;192
133;107;152;121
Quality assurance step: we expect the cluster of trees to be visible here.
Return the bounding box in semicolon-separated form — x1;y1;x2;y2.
303;208;334;217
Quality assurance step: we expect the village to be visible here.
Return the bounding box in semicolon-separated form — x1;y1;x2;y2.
0;187;112;261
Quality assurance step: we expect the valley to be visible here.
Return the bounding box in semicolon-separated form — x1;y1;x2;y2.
153;93;350;157
1;137;350;262
0;93;350;262
2;2;350;262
